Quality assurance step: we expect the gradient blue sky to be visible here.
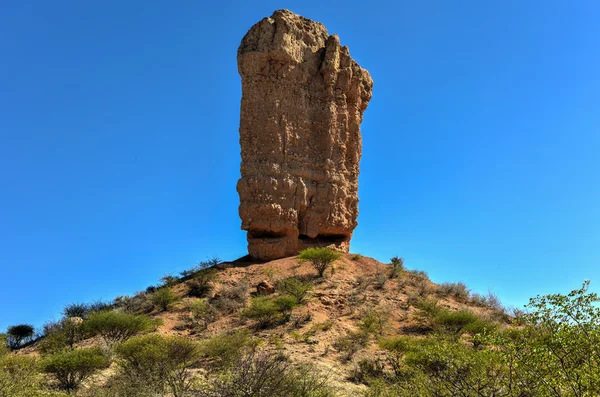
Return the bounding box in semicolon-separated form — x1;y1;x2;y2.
1;1;599;330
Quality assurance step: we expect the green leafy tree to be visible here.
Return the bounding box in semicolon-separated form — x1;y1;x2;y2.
84;310;160;348
298;247;342;277
41;347;110;393
490;280;600;396
376;281;600;397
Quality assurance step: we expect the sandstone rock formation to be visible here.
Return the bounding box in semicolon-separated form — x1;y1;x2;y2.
237;10;373;260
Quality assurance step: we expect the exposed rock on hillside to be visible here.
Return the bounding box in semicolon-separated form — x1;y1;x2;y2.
237;10;373;260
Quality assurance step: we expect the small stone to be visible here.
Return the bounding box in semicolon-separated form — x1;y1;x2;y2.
256;280;276;295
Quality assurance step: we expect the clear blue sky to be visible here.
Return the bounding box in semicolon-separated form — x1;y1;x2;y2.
1;1;599;331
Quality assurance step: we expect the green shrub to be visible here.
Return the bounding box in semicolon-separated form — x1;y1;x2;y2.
352;254;363;261
242;296;298;329
277;277;313;303
374;269;388;289
199;331;256;367
115;334;200;397
349;357;386;385
358;310;389;335
376;282;600;396
39;318;84;355
5;324;34;350
151;288;176;311
187;268;218;298
203;349;334;397
160;274;180;287
438;282;470;301
333;330;370;360
389;256;405;279
179;257;220;279
0;355;62;397
298;247;342;277
0;335;7;357
63;303;89;319
115;292;154;314
84;310;160;348
209;281;249;314
408;270;431;296
412;297;442;324
41;347;110;393
187;299;217;330
432;309;481;337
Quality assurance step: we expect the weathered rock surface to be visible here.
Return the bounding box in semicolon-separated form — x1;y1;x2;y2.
237;10;373;260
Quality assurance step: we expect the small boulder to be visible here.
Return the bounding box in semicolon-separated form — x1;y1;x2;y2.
256;280;275;295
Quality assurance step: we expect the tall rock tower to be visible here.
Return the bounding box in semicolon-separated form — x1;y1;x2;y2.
237;10;373;260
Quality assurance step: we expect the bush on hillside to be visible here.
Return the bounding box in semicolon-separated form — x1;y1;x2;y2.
115;334;200;397
179;257;220;279
333;330;370;361
151;288;176;311
389;256;405;279
84;310;160;348
198;330;257;367
358;309;389;335
298;247;342;277
201;349;334;397
0;355;67;397
438;282;470;301
0;335;7;357
39;318;84;355
41;347;110;393
187;299;218;330
5;324;35;350
242;295;298;329
209;281;249;315
187;268;218;298
276;277;313;303
115;292;154;314
63;302;89;319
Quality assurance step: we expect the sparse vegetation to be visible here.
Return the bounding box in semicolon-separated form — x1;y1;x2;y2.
4;250;599;397
298;247;342;277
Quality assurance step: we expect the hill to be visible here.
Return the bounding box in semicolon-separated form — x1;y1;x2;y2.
3;252;517;396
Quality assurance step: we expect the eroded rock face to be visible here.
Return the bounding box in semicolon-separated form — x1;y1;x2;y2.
237;10;373;260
